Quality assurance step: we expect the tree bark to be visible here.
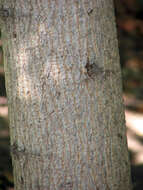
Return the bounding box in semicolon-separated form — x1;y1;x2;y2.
0;0;132;189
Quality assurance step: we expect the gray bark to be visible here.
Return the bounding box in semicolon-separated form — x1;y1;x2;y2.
0;0;132;189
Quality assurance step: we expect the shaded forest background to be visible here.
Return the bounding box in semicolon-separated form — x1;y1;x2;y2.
0;0;143;189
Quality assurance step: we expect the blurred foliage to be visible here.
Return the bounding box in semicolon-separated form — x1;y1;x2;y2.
115;1;143;189
115;0;143;103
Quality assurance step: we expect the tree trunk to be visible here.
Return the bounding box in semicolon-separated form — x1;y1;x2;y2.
0;0;132;189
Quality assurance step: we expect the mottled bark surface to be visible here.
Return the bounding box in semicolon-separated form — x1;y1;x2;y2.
0;0;132;189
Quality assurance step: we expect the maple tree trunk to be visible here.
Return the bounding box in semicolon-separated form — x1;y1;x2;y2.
0;0;132;189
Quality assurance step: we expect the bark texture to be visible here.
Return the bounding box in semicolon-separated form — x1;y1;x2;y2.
0;0;132;189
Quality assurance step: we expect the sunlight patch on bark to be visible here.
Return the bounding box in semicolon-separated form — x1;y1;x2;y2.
16;46;32;100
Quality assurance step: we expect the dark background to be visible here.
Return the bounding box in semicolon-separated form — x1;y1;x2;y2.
1;0;143;189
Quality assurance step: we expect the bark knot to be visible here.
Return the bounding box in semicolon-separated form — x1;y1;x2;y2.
85;57;116;80
59;181;73;190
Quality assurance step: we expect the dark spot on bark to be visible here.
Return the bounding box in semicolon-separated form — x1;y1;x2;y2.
85;58;117;80
56;91;61;99
125;161;129;166
49;110;55;115
20;176;24;184
85;57;108;80
87;8;93;15
13;33;17;38
10;142;26;159
117;133;123;139
11;142;18;153
0;9;10;17
59;181;73;190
